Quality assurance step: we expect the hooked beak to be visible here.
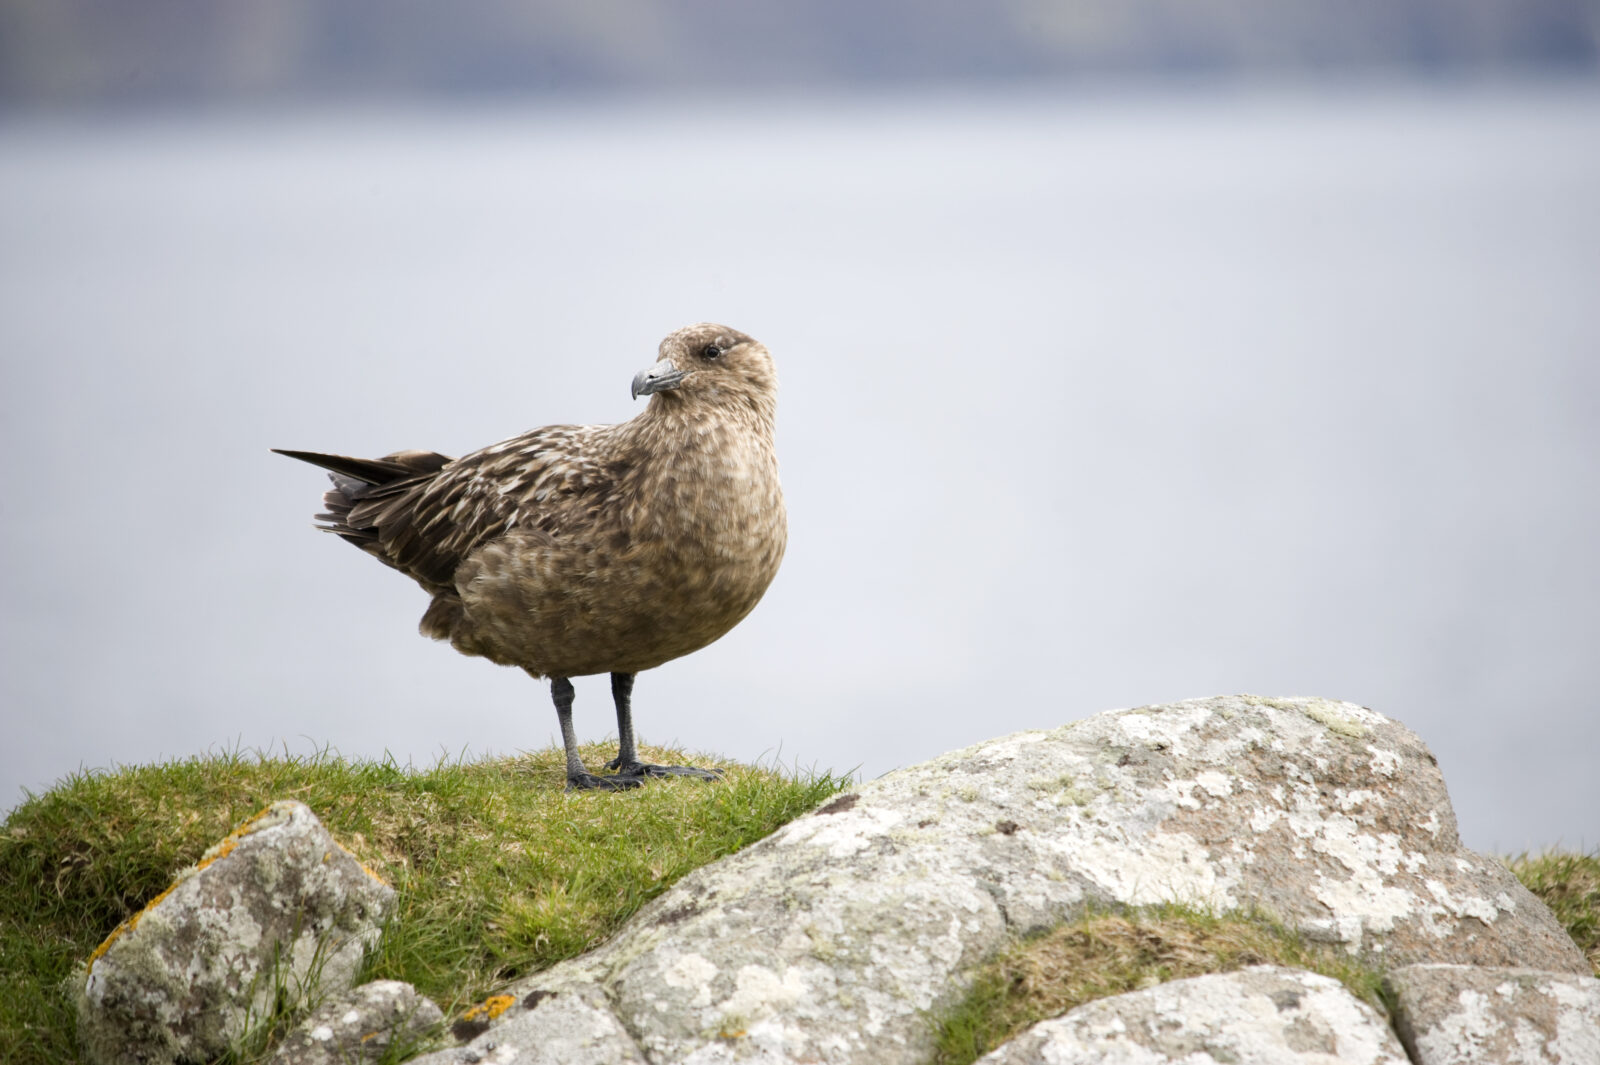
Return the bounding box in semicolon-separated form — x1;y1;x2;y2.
631;359;690;400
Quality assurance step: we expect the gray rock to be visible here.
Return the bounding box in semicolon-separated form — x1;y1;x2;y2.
414;696;1585;1065
1388;963;1600;1064
974;964;1410;1065
77;800;395;1065
272;980;444;1065
433;986;649;1065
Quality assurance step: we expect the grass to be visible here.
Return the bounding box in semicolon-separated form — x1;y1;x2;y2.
0;742;848;1065
929;904;1391;1065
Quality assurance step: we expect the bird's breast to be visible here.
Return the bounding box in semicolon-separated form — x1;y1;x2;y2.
449;414;785;677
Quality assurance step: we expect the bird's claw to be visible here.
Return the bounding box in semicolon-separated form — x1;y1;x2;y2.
611;761;723;781
565;764;721;791
566;771;643;792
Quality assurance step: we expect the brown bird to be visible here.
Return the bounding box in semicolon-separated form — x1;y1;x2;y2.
275;323;786;790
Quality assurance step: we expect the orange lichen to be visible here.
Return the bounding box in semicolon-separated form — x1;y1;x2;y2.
87;803;282;973
326;831;391;887
84;801;388;975
461;994;516;1023
192;803;281;875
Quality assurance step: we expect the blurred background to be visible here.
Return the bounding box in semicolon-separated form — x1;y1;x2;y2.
2;2;1596;853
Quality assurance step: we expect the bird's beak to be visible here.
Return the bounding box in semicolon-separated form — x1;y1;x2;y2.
631;359;689;400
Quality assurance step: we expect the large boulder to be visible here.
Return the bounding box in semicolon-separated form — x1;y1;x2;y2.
413;695;1586;1065
77;799;395;1065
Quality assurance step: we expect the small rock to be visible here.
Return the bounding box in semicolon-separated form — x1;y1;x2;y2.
273;980;444;1065
976;965;1409;1065
406;985;646;1065
77;800;395;1065
1388;963;1600;1064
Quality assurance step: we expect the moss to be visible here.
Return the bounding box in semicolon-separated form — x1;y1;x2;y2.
1302;704;1369;739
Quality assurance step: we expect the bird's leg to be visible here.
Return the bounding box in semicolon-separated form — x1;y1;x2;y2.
549;675;639;791
604;671;723;783
605;672;640;770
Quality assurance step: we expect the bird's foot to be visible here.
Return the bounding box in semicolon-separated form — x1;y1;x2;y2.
566;771;644;792
605;760;724;782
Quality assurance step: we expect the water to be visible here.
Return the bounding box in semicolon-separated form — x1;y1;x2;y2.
2;81;1597;852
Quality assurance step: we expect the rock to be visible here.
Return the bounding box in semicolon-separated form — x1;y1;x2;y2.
410;696;1586;1065
1388;963;1600;1064
77;800;395;1065
272;980;444;1065
973;964;1410;1065
437;986;649;1065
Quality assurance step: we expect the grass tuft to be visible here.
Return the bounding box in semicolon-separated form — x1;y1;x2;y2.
1504;848;1600;976
0;743;846;1065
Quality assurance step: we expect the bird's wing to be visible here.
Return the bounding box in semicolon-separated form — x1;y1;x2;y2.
341;424;618;590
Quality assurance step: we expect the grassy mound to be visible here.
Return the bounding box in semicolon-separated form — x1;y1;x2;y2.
0;744;847;1064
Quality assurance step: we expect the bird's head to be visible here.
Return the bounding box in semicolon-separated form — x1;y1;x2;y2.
631;324;777;419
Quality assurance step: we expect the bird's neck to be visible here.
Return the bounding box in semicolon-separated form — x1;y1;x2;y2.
631;394;777;455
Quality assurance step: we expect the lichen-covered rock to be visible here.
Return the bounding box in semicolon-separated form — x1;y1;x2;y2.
408;696;1589;1065
271;980;443;1065
974;965;1409;1065
1388;963;1600;1064
438;986;649;1065
77;800;395;1065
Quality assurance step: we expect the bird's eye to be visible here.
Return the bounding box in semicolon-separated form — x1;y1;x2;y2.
701;344;722;360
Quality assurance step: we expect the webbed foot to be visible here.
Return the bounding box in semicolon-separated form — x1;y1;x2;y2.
566;771;644;792
605;760;723;782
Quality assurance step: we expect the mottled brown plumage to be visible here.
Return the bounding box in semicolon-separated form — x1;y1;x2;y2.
275;323;786;789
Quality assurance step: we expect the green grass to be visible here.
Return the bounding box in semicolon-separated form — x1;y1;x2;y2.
0;743;847;1065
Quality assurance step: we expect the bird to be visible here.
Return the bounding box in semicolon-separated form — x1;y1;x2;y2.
274;323;786;790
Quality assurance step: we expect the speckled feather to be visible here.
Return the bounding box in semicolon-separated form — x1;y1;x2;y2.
277;324;787;680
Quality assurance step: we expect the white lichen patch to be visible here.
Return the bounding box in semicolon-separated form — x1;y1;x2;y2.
1423;879;1503;926
1367;745;1403;776
717;964;809;1022
662;952;720;1008
1072;829;1234;909
776;804;905;859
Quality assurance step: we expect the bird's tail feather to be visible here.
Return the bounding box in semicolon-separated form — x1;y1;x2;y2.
271;448;449;484
272;447;453;543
